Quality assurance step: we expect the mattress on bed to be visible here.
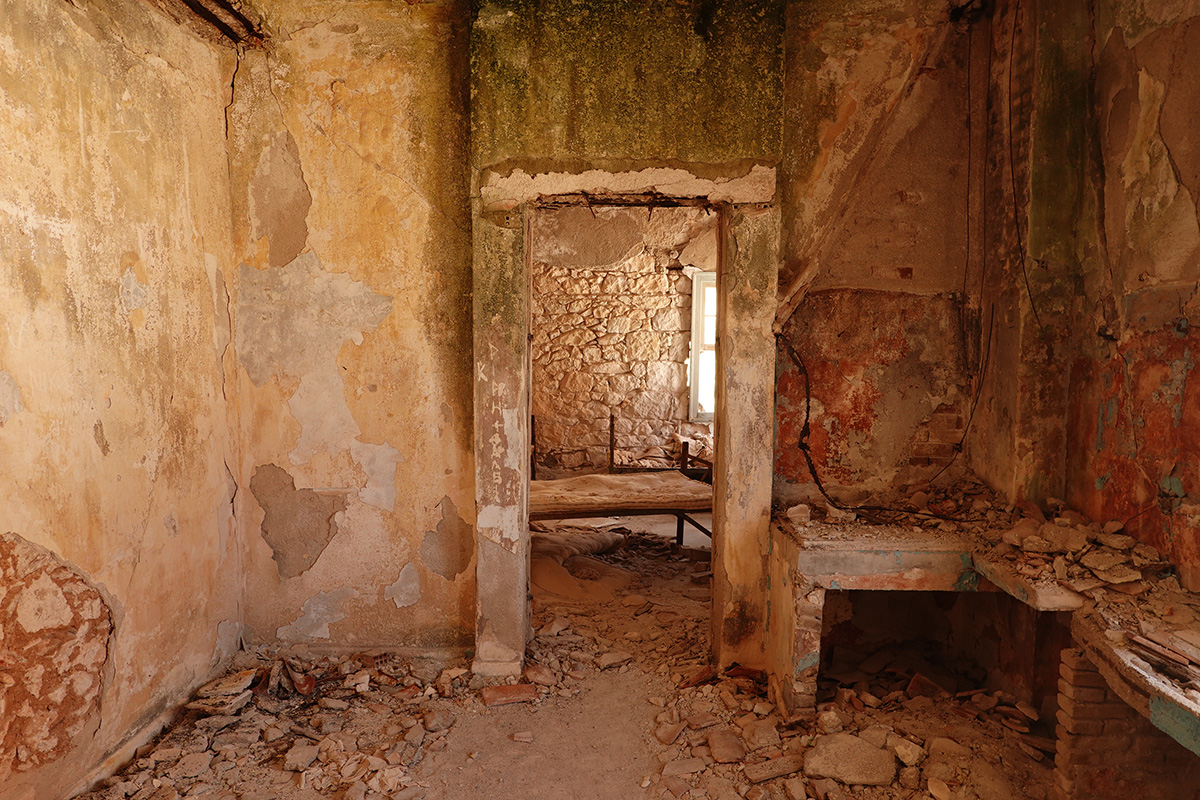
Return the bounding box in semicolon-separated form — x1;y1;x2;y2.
529;470;712;518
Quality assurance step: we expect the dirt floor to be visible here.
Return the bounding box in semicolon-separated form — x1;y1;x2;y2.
79;522;1056;800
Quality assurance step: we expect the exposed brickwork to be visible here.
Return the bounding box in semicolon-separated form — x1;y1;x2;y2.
1053;648;1200;800
784;581;823;720
0;532;112;780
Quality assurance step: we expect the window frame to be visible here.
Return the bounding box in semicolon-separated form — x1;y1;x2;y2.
688;271;717;422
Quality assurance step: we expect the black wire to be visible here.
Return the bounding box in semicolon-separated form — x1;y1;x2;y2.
1007;0;1041;325
776;332;965;524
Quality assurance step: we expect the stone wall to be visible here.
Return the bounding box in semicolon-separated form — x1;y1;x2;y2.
530;206;715;475
1053;648;1200;799
228;0;476;650
0;1;242;797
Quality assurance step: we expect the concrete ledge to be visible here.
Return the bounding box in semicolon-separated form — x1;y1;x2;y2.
783;522;977;592
776;519;1087;611
973;557;1087;611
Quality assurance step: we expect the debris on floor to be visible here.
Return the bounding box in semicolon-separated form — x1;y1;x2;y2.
82;513;1075;800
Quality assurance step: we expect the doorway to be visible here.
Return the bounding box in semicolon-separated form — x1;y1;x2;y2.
471;178;778;678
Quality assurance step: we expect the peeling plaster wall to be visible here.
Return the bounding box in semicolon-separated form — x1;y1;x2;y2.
960;0;1084;507
0;1;240;797
1065;0;1200;590
227;0;475;648
774;1;973;500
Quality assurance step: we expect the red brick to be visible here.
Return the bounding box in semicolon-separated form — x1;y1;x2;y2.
1060;649;1096;670
480;684;538;706
1056;709;1104;735
1058;695;1130;720
1057;682;1106;703
1059;664;1107;688
1102;718;1141;736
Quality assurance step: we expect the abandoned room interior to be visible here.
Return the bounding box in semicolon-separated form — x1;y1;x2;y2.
6;0;1200;798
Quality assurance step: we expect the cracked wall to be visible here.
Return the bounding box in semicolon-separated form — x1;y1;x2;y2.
774;0;973;502
228;0;475;648
1064;1;1200;590
0;1;241;797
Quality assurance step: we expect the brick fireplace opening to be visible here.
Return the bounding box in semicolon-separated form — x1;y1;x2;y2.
818;590;1070;727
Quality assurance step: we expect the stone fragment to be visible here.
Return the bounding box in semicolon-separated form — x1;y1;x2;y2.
655;721;686;745
928;737;971;760
1096;532;1134;550
803;733;896;786
284;743;318;771
687;712;720;730
858;725;890;749
480;684;538;706
705;776;741;800
743;718;781;749
524;663;557;686
168;752;212;779
783;777;808;800
596;651;633;669
1091;563;1142;584
886;733;925;766
928;776;953;800
660;775;690;797
899;766;920;789
511;731;534;743
422;709;455;732
196;669;257;698
150;747;182;764
318;697;349;710
743;753;805;783
815;709;842;733
186;690;251;716
707;729;746;763
662;757;706;776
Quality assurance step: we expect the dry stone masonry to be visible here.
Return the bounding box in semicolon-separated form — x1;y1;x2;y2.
530;206;716;475
0;532;111;780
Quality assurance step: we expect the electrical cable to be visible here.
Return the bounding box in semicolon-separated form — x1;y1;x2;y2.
1007;0;1041;325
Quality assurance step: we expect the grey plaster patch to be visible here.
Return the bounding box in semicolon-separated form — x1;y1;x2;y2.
236;253;397;488
250;464;348;579
420;496;473;580
214;619;243;664
237;252;392;385
250;130;313;270
0;370;24;425
275;587;358;641
119;268;148;311
384;563;420;608
349;439;402;511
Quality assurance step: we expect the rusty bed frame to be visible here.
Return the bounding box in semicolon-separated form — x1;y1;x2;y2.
530;414;713;546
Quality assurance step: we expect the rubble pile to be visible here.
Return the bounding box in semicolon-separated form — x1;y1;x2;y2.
81;650;479;800
639;651;1053;800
